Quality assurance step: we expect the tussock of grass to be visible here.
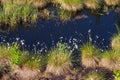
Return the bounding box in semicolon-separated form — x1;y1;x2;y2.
100;50;120;70
111;34;120;50
46;42;73;76
59;9;74;21
0;1;38;27
85;72;106;80
0;43;46;70
104;0;120;6
63;0;82;5
23;54;47;70
83;0;101;9
58;0;83;11
80;42;100;68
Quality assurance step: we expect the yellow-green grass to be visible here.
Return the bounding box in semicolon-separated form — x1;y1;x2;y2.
85;72;106;80
46;42;73;76
83;0;101;9
100;50;120;70
80;42;101;68
58;0;83;11
111;34;120;50
104;0;120;6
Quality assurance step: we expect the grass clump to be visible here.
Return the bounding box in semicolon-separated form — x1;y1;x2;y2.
58;0;83;11
111;34;120;50
9;43;22;65
83;0;101;9
0;1;38;27
0;43;45;70
23;54;46;70
59;9;74;21
31;0;52;8
46;42;73;76
104;0;120;6
80;42;100;68
101;50;120;70
85;72;106;80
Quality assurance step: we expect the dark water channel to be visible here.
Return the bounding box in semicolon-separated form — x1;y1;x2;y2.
0;10;119;52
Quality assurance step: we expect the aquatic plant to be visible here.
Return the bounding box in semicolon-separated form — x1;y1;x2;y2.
46;42;73;76
104;0;120;6
83;0;101;9
85;72;106;80
100;50;120;70
58;0;83;11
111;34;120;50
80;42;100;68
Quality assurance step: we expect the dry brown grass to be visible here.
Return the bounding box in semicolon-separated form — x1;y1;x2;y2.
58;0;83;11
80;43;101;68
84;0;101;9
104;0;120;6
100;50;120;70
10;67;41;80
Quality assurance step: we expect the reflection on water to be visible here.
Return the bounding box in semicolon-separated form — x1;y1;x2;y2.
0;9;119;52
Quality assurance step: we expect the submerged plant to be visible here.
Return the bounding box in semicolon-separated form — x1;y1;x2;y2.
46;42;73;76
85;72;106;80
80;42;100;68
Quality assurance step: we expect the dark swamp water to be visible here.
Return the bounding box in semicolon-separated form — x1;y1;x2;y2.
0;9;119;52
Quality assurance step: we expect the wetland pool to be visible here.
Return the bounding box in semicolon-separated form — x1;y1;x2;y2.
0;10;119;52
